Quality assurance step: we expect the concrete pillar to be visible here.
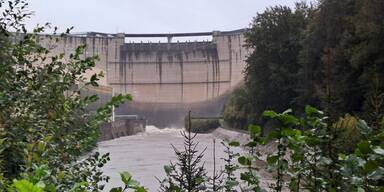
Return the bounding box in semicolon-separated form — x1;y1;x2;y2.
116;33;125;38
212;31;221;43
116;33;125;43
167;35;173;43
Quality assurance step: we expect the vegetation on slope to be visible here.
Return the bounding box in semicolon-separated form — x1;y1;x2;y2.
223;0;384;134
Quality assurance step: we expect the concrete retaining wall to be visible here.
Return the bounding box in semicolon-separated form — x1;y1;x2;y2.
99;118;146;141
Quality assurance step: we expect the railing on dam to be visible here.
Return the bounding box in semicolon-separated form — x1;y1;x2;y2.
73;28;247;43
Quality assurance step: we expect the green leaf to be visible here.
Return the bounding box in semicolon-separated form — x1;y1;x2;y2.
373;146;384;155
358;120;372;136
128;179;140;188
12;179;44;192
90;73;99;82
228;141;240;147
281;128;300;137
281;114;299;125
240;172;250;181
35;165;50;179
0;138;6;145
262;110;278;118
374;132;384;141
267;155;279;165
35;181;46;190
238;156;252;166
135;186;147;192
248;125;262;138
338;153;347;161
291;152;304;162
305;105;323;115
37;141;46;152
282;109;293;114
120;171;132;185
357;140;373;154
43;135;53;142
226;180;239;187
266;131;280;141
244;141;258;148
109;187;123;192
367;166;384;180
364;160;378;173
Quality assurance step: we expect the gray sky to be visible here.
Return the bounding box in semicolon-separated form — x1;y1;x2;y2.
26;0;299;34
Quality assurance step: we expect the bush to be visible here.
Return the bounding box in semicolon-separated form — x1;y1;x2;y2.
222;87;254;130
0;1;143;191
237;106;384;191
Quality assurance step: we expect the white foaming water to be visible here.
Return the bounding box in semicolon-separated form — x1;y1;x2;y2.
143;125;182;134
97;125;244;192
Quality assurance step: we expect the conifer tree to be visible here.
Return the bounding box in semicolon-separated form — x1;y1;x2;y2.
221;141;239;192
158;111;207;192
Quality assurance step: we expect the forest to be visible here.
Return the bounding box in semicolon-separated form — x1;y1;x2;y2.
223;0;384;134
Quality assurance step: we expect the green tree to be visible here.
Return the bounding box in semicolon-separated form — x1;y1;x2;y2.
0;0;133;191
158;112;207;192
350;0;384;132
229;3;312;131
298;0;384;128
298;0;359;120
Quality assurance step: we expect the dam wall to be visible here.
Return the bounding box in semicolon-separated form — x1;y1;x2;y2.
39;29;249;127
109;30;248;103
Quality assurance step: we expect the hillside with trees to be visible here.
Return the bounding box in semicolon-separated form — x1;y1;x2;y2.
223;0;384;134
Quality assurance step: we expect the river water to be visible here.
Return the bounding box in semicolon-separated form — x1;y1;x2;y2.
97;126;245;192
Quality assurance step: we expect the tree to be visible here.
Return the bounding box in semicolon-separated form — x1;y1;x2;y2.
158;112;207;192
350;0;384;132
298;0;384;127
0;0;133;190
242;3;312;128
298;0;360;120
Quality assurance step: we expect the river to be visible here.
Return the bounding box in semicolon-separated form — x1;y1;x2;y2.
97;126;248;191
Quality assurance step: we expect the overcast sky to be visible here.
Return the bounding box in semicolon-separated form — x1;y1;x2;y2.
26;0;300;34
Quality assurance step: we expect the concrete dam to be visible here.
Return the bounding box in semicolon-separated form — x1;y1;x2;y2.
41;29;249;127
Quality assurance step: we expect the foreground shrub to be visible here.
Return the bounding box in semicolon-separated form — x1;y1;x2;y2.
0;1;146;191
222;87;254;130
237;106;384;191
